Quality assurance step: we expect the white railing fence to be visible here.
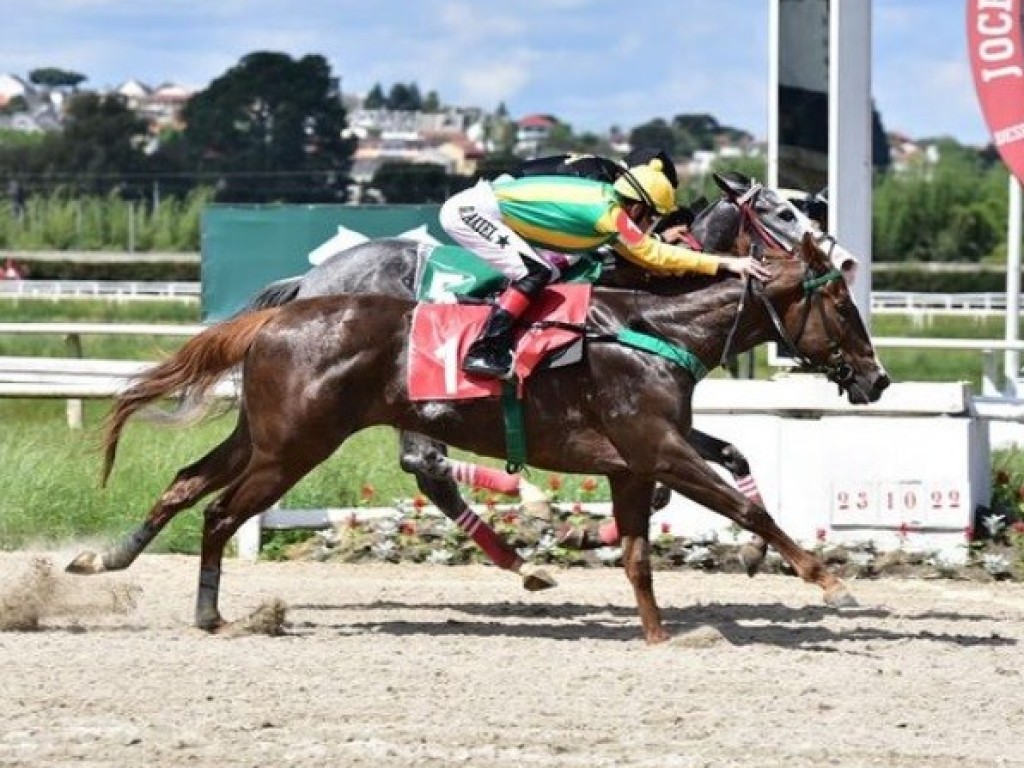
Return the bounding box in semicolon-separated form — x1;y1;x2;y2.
3;322;1024;562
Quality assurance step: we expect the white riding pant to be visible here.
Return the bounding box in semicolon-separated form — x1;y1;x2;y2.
438;179;577;281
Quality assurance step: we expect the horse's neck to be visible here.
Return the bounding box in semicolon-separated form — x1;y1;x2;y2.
617;261;803;367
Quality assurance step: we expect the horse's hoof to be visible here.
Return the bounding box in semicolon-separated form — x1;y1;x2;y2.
644;629;671;645
66;551;105;575
737;544;765;577
196;617;227;634
824;584;859;609
519;564;557;592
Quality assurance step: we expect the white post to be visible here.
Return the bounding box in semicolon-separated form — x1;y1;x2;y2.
767;0;781;188
1006;176;1022;395
235;513;263;561
828;0;873;326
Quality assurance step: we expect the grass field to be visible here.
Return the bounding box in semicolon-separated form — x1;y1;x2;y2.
0;297;1022;551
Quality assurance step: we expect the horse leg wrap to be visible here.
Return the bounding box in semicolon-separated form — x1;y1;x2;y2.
735;475;765;506
598;519;620;546
455;507;520;571
449;460;520;496
102;521;159;571
196;567;221;628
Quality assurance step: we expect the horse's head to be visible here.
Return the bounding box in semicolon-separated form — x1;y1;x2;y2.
764;234;888;404
707;172;858;277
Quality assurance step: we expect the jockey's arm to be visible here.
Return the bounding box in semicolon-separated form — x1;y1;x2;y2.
596;206;720;277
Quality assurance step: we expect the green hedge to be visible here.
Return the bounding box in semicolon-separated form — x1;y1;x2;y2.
871;265;1012;293
16;260;199;281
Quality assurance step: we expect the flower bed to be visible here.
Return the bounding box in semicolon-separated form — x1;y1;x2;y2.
272;495;1024;583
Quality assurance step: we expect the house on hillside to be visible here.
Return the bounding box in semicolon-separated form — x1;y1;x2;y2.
514;113;558;156
0;73;33;108
115;79;152;110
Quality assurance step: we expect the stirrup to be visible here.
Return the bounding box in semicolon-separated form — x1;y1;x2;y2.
462;357;514;381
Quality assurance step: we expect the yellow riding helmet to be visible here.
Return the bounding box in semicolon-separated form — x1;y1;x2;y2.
612;158;677;215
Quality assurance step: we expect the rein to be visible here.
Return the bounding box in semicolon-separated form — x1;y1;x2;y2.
754;265;853;389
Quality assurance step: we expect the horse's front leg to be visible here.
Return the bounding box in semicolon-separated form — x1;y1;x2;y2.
607;473;667;644
397;431;555;592
655;437;855;608
686;428;768;575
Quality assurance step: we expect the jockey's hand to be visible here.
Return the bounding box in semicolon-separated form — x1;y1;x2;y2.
658;224;690;244
719;255;771;282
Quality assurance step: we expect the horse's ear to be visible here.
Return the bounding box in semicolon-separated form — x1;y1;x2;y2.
800;232;828;269
712;171;750;200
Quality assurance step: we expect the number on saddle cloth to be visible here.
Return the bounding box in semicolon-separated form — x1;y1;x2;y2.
415;244;603;304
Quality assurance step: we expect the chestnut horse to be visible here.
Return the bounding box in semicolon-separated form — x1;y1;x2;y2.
237;173;857;586
72;235;888;643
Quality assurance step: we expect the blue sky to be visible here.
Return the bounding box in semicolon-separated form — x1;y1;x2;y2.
0;0;990;145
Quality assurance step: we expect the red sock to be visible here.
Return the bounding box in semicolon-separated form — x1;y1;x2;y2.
449;461;520;495
456;507;519;570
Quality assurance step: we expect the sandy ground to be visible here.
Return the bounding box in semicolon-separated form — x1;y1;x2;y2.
1;551;1023;768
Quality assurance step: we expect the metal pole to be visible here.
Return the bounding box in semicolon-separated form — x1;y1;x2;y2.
1006;175;1022;395
828;0;873;327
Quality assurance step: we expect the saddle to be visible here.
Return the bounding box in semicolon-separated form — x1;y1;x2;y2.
403;247;589;405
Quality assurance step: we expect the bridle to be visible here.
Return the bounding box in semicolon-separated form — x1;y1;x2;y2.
720;253;855;392
734;183;843;266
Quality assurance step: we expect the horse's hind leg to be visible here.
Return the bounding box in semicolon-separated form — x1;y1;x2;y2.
67;416;252;575
398;431;556;591
686;428;769;574
194;444;334;631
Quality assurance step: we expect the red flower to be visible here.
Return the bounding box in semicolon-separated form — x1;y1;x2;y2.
1011;521;1024;535
547;475;563;492
399;520;417;536
412;494;427;510
996;470;1010;486
580;477;598;493
815;527;828;542
964;525;975;542
501;511;518;524
660;522;671;535
360;483;376;503
571;502;583;515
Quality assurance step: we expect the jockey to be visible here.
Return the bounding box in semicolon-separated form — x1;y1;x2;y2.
438;157;771;381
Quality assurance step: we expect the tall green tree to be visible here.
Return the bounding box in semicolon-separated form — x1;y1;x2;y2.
628;119;677;157
48;92;149;191
364;83;386;109
28;67;86;90
180;51;356;203
371;161;453;203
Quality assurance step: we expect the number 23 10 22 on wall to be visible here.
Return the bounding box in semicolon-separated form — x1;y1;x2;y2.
830;480;968;530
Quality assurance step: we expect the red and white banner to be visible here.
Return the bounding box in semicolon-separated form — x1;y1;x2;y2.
967;0;1024;183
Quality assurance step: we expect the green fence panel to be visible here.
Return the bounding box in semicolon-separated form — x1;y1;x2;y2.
201;204;446;321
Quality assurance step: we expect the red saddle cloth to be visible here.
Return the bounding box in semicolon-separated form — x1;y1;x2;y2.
408;284;591;401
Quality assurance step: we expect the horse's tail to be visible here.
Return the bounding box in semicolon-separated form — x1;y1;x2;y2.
101;307;281;485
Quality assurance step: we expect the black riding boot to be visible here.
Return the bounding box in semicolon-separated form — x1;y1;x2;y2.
462;305;518;380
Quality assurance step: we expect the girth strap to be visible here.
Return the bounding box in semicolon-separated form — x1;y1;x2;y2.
615;328;708;382
501;382;527;474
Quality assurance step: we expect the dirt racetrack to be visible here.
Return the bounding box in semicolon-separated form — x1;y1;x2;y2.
1;550;1023;768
